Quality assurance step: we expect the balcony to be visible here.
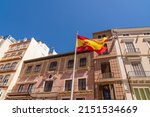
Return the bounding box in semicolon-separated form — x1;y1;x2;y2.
7;89;34;96
7;87;61;99
0;56;22;62
128;71;150;83
95;72;119;83
0;80;8;88
128;71;150;78
124;48;141;57
0;67;16;73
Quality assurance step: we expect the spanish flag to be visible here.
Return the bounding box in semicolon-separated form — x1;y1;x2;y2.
77;35;108;54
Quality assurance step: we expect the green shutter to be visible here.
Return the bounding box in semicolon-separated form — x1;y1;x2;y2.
134;88;141;100
145;88;150;100
139;88;147;100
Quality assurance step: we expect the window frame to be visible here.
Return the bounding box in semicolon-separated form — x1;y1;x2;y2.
3;63;11;70
133;87;150;100
80;58;87;67
78;78;86;90
26;66;33;73
18;84;25;93
27;84;34;93
49;61;57;71
65;80;72;91
3;74;10;85
67;60;74;68
11;62;18;69
44;80;53;92
34;64;42;72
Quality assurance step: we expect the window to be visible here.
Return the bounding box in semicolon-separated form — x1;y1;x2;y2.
80;58;86;67
98;35;106;39
102;44;109;55
78;79;86;90
18;85;24;92
0;64;3;70
98;35;102;39
123;34;129;36
26;66;32;73
68;60;74;68
17;51;23;55
27;84;34;93
3;63;11;70
11;62;17;69
102;35;106;38
11;53;16;56
102;85;111;100
133;87;150;100
3;75;10;85
44;81;53;92
144;33;150;35
131;62;145;77
125;42;136;53
34;64;41;72
0;75;3;81
101;62;112;78
65;80;72;91
49;61;57;71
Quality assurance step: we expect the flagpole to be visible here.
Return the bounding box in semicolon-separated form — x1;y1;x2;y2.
70;32;78;100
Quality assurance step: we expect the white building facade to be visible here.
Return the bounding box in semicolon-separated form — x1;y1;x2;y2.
0;37;49;99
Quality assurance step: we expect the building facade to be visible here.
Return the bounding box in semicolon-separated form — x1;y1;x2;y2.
4;27;150;100
0;37;49;99
6;51;94;100
113;27;150;100
93;30;126;100
0;35;16;59
93;27;150;100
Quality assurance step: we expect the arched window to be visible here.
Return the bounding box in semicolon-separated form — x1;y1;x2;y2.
0;75;3;81
0;64;4;69
3;74;10;85
3;63;11;70
11;62;18;69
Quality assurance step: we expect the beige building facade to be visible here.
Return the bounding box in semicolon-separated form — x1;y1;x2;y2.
113;27;150;100
93;27;150;100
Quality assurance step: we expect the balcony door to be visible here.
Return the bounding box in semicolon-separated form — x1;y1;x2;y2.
131;62;145;77
102;85;111;100
125;42;136;53
101;62;112;78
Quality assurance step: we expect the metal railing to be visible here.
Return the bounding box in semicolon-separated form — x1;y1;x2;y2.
128;71;150;78
100;72;114;78
0;80;8;86
0;67;16;72
8;85;89;95
124;48;141;55
8;86;64;94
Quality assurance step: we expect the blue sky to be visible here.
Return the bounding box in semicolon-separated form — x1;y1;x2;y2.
0;0;150;53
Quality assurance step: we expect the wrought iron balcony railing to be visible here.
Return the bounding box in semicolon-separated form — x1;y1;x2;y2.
128;71;150;78
124;48;141;55
101;72;114;78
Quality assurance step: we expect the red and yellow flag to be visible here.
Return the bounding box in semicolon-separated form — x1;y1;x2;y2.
77;35;108;54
